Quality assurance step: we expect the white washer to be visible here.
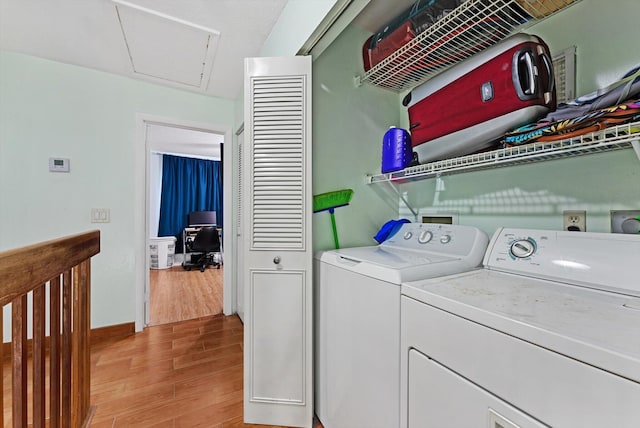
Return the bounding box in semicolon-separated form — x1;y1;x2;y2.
401;228;640;428
314;223;489;428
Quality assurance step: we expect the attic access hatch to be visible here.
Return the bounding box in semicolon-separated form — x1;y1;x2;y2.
113;0;219;91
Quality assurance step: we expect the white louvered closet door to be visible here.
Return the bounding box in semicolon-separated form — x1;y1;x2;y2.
243;56;313;428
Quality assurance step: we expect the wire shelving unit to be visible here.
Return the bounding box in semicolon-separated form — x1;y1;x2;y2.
367;121;640;184
356;0;581;92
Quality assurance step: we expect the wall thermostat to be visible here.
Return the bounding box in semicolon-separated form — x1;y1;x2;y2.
49;157;70;172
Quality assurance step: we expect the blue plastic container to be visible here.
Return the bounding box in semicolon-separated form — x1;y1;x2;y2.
381;126;412;173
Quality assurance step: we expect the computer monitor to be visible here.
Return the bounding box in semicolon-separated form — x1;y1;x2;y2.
188;211;217;227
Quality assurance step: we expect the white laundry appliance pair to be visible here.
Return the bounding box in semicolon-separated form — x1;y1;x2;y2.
401;228;640;428
314;223;489;428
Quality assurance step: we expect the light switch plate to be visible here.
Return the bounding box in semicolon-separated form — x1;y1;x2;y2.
91;208;110;223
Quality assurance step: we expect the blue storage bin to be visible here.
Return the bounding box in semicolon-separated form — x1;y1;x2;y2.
382;126;412;173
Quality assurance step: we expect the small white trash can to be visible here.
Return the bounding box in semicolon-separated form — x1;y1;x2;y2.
149;236;176;269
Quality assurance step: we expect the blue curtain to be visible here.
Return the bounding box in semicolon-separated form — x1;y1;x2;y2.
158;155;223;248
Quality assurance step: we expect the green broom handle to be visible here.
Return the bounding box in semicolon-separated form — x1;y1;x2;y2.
329;207;340;249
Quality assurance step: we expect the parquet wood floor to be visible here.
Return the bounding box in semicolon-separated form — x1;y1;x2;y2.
149;265;223;326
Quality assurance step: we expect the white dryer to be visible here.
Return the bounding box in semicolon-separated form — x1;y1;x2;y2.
401;228;640;428
314;223;489;428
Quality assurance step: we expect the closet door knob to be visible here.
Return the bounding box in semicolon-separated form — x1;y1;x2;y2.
273;256;281;265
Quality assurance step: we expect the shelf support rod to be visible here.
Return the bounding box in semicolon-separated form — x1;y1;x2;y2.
385;181;418;220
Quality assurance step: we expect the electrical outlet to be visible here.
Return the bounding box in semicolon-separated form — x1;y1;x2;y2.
563;210;586;232
611;210;640;234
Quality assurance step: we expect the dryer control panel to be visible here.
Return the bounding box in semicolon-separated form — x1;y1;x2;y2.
485;228;640;296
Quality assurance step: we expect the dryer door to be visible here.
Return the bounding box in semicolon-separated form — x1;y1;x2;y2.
408;349;549;428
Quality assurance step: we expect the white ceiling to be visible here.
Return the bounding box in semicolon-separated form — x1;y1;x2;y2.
0;0;288;100
0;0;414;100
0;0;437;168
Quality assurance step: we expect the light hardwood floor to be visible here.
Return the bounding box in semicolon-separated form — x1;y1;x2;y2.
3;315;322;427
89;314;264;427
149;264;223;326
92;314;327;427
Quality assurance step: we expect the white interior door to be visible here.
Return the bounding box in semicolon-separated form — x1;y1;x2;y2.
243;56;313;428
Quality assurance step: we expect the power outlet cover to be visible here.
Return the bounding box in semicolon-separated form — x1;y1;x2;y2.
563;210;586;232
611;210;640;234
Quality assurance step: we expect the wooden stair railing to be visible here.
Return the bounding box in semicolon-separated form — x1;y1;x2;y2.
0;231;100;428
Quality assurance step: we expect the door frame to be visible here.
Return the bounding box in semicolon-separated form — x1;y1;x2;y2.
134;113;234;331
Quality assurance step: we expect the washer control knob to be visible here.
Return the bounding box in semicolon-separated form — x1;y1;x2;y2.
440;234;451;244
418;230;433;244
403;231;413;240
509;239;536;259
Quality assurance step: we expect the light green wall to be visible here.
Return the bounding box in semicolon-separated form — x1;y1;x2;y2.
400;151;640;235
396;0;640;237
312;24;401;251
529;0;640;96
0;52;235;329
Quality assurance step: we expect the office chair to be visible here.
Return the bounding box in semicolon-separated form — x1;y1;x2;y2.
183;227;221;272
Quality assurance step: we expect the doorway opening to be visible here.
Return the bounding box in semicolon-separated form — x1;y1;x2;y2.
142;120;230;327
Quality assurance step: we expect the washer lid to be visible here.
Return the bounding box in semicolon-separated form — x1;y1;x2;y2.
402;270;640;383
315;223;489;283
326;245;453;267
318;246;472;284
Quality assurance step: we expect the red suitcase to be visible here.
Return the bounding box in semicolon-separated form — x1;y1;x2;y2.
369;22;415;69
403;33;556;163
362;35;374;72
361;0;464;72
